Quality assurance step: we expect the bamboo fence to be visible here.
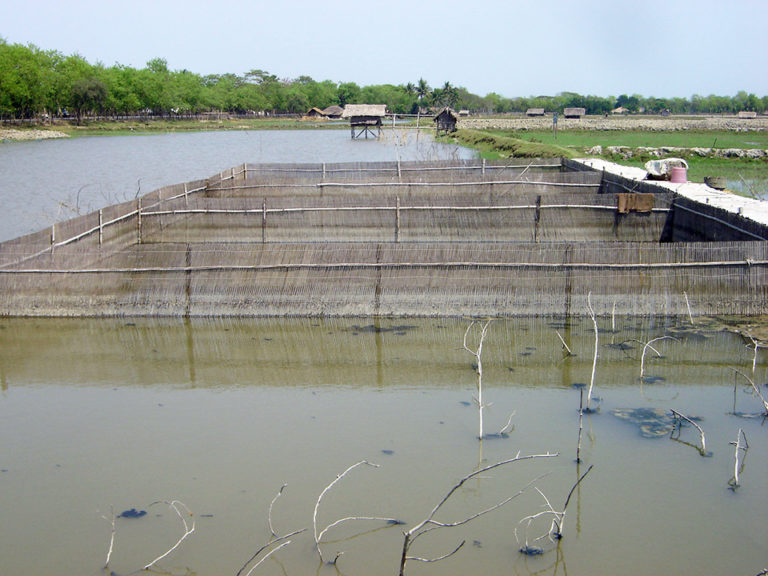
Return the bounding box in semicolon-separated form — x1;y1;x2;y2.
0;159;765;317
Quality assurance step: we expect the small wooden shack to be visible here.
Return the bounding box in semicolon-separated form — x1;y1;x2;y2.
526;108;546;117
563;107;586;119
738;111;757;119
433;107;459;134
342;104;387;139
305;107;325;118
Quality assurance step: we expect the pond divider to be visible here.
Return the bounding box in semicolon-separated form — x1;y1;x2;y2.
0;159;766;317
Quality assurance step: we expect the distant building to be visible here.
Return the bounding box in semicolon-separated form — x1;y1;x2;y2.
342;104;387;139
305;107;325;118
322;105;344;119
738;111;757;119
612;107;628;115
526;108;546;117
433;107;459;134
563;107;586;118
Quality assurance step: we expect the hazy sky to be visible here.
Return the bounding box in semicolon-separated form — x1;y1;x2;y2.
2;0;766;98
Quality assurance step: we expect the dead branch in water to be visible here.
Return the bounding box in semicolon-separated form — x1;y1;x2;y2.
586;293;598;412
517;465;593;548
236;528;305;576
463;319;492;439
637;336;679;379
143;500;195;570
670;410;709;456
398;451;558;576
268;483;287;537
732;370;768;416
555;331;573;356
313;460;398;564
99;506;116;569
728;428;749;491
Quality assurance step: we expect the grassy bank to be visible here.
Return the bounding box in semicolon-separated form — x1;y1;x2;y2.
448;127;767;196
444;129;576;159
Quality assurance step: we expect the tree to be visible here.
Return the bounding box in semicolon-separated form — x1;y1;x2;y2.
337;82;361;107
71;77;106;123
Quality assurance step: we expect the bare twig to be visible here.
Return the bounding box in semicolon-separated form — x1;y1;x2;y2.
236;528;306;576
743;333;767;374
463;319;492;439
554;464;594;538
728;428;749;490
143;500;195;570
586;293;598;412
313;460;395;564
683;291;695;324
269;484;287;537
670;410;708;456
638;336;679;378
733;370;768;415
398;451;558;576
99;506;116;569
499;411;516;436
555;331;573;356
576;388;584;463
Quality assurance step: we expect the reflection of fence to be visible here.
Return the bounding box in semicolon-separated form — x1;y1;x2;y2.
0;159;766;317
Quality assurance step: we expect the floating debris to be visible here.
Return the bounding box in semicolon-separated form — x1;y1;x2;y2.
349;324;417;334
612;407;700;438
519;545;545;556
381;449;395;455
117;508;147;519
641;375;667;384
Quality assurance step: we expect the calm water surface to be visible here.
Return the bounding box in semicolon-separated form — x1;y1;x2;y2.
0;132;765;575
0;129;473;242
0;317;766;576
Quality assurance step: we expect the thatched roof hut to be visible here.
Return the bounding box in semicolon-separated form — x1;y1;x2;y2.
341;104;387;119
563;107;586;118
738;111;757;119
526;108;546;117
433;107;459;133
322;105;344;119
342;105;387;138
305;107;325;118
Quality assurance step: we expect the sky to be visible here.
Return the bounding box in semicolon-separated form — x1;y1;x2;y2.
2;0;767;99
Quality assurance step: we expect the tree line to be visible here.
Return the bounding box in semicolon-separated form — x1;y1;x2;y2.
1;39;766;121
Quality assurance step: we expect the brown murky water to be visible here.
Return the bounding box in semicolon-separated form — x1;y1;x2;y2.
0;316;766;576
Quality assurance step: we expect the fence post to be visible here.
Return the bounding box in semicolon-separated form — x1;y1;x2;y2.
137;198;142;245
395;196;401;243
50;223;55;256
184;182;189;207
262;198;267;243
482;158;486;177
99;209;103;245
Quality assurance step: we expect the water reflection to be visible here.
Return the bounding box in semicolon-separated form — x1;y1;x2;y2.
0;317;765;576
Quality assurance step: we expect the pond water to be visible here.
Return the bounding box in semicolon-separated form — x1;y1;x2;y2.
0;128;473;242
0;316;766;576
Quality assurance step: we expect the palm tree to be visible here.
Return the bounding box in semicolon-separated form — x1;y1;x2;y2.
415;78;430;129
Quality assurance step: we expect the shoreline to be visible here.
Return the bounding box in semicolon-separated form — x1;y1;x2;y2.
0;128;70;142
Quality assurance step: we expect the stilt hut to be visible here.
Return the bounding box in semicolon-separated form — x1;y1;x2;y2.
433;107;459;134
342;104;386;139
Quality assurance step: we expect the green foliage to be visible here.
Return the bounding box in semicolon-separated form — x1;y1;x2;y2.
450;129;576;159
0;40;765;121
